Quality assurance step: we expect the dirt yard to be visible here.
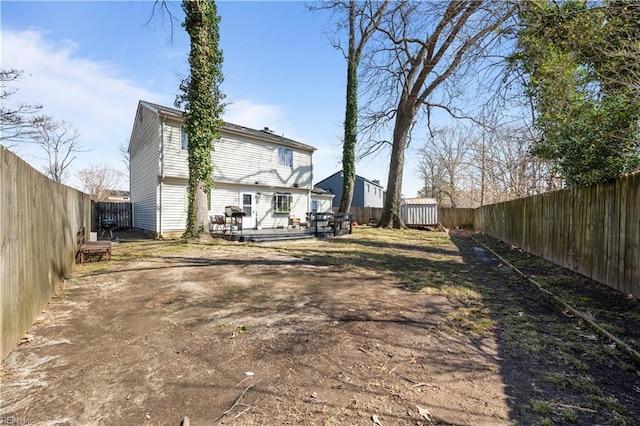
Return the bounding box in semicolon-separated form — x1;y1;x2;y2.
1;228;639;425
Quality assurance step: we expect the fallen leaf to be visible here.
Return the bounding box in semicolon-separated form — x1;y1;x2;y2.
416;405;432;421
17;334;34;345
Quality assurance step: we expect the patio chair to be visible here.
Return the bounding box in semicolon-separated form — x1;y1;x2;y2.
210;215;226;232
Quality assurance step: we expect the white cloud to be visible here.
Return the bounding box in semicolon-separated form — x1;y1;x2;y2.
223;98;293;137
1;29;418;197
2;29;169;190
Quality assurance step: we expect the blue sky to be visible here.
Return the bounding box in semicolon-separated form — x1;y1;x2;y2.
1;0;425;197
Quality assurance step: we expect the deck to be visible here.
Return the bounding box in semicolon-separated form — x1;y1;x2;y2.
210;227;313;243
210;212;354;243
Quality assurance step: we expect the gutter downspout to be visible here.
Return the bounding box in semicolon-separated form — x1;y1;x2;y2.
309;150;314;214
159;115;165;238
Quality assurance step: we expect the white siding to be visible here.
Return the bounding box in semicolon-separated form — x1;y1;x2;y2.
129;105;161;234
311;195;333;213
401;203;438;225
161;181;188;235
212;133;312;189
209;184;309;229
162;122;189;179
159;122;313;189
363;183;384;208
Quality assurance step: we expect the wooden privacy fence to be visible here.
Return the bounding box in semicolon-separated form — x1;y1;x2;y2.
93;201;132;231
1;147;92;360
348;207;383;225
438;208;475;229
349;206;473;229
475;173;640;298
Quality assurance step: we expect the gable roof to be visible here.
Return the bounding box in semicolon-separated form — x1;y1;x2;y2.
139;100;315;153
401;197;438;205
316;170;385;188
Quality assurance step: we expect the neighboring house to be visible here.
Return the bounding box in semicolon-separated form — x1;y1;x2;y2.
104;190;130;202
315;171;385;208
310;186;334;213
129;100;316;238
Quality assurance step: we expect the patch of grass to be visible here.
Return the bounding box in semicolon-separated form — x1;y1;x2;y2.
447;307;496;336
571;358;590;372
113;239;199;262
600;323;626;335
530;399;553;415
625;310;640;321
587;394;629;417
420;283;481;303
546;372;592;390
561;407;579;423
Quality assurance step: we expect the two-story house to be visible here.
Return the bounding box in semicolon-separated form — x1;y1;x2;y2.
128;100;316;238
315;171;385;208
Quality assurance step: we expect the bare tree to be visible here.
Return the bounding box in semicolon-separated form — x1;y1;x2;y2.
359;1;517;227
311;1;389;214
119;141;130;179
33;119;85;183
0;69;43;147
416;126;473;208
418;121;562;208
77;165;123;201
416;147;446;202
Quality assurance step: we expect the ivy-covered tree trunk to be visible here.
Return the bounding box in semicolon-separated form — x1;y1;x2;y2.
327;1;388;215
338;3;358;214
178;0;225;239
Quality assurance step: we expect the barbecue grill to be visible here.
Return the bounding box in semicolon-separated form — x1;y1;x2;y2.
225;206;245;234
99;218;117;240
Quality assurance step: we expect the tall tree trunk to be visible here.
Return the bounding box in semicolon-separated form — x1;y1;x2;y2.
339;6;358;214
193;182;209;235
379;104;414;228
179;0;224;239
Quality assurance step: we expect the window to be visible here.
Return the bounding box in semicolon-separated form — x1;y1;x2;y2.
242;193;252;217
181;126;188;151
277;146;293;167
273;192;293;213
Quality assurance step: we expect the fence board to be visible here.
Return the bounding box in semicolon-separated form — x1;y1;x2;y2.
625;173;640;296
608;179;623;287
582;185;595;279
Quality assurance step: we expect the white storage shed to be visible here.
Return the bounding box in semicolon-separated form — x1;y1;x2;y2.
401;198;438;226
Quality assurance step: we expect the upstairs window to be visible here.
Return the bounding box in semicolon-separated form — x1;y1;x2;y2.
278;146;293;168
181;126;188;151
273;192;293;213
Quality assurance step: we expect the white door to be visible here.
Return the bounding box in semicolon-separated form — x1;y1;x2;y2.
240;193;255;229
